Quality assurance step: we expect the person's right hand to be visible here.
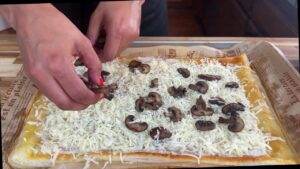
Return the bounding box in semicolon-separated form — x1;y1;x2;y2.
0;4;103;110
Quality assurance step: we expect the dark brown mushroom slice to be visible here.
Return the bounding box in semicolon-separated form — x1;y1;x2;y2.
196;96;206;108
195;120;216;131
225;82;239;88
190;105;206;116
88;84;101;93
80;71;98;90
129;60;142;67
231;111;240;117
92;86;111;99
79;72;118;100
138;64;151;74
177;68;190;78
198;74;221;81
91;82;118;100
128;60;142;72
135;97;145;112
222;102;245;115
190;105;214;116
101;70;110;77
165;106;184;122
195;81;209;91
149;127;172;140
218;117;232;123
209;97;226;106
167;86;187;98
144;92;163;110
105;93;114;101
149;78;158;88
80;72;101;92
188;84;199;92
188;81;209;94
125;115;148;132
74;58;84;66
191;96;214;116
228;116;245;132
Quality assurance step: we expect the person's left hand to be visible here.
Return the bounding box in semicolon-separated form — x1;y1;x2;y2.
87;1;143;62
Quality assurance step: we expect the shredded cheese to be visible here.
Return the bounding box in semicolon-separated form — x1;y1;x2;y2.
34;57;275;164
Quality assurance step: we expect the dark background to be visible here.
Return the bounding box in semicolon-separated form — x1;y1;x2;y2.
0;0;299;37
167;0;298;37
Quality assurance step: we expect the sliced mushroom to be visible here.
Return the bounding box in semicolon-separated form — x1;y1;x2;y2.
79;72;118;101
191;96;214;116
218;115;244;132
128;60;142;72
135;97;145;112
188;81;208;94
128;60;151;74
125;115;148;132
198;74;221;81
74;58;84;66
164;106;184;122
191;105;214;116
149;78;158;88
196;95;206;108
228;116;245;132
101;70;110;77
222;102;245;115
195;120;216;131
209;97;226;106
168;86;187;98
91;83;118;100
138;64;151;74
218;116;232;123
144;92;163;110
135;92;163;112
225;82;239;88
79;72;99;91
149;127;172;140
231;111;240;117
105;93;114;101
177;68;190;78
191;105;206;116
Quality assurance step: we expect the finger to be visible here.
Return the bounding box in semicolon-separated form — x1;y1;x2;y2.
26;66;87;110
49;55;101;106
87;11;103;45
76;39;102;85
102;27;122;62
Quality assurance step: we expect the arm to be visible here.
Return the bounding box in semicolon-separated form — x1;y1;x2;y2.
87;0;144;62
0;4;103;110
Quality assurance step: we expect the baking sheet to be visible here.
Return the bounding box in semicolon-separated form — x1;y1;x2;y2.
1;41;300;168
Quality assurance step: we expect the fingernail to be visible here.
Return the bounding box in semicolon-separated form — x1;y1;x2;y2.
98;77;104;86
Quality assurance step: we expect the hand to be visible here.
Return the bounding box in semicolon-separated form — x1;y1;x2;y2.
87;1;143;62
0;4;103;110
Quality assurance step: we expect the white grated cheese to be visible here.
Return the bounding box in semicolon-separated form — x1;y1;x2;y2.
101;161;109;169
35;57;276;163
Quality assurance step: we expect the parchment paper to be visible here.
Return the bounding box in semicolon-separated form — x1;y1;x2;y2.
1;41;299;169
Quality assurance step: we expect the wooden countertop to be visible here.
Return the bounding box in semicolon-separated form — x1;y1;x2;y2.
0;34;299;107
